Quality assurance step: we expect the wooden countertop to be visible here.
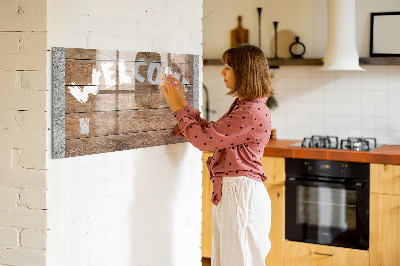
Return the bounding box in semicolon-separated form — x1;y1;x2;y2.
263;139;400;165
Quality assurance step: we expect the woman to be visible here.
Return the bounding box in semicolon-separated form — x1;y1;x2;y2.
160;44;273;266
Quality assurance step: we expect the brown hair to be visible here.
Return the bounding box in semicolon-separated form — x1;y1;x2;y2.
221;44;273;99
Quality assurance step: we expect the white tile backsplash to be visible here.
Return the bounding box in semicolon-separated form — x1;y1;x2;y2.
204;65;400;144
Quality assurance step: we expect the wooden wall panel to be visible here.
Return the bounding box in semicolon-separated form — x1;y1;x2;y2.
52;47;199;158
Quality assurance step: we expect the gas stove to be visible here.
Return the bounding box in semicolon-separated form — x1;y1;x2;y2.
289;135;381;151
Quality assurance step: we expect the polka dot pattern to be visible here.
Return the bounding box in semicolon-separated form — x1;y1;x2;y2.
169;97;272;206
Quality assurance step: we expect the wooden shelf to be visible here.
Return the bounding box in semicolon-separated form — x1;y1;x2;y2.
203;58;323;67
268;58;322;67
359;57;400;65
203;57;400;67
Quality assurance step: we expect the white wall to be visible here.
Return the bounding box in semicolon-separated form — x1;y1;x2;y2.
203;0;400;145
0;0;48;265
46;0;203;266
203;0;400;58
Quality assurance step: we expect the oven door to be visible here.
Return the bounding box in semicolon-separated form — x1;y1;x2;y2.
285;177;369;250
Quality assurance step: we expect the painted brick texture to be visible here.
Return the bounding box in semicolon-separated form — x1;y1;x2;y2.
0;0;48;265
46;0;203;266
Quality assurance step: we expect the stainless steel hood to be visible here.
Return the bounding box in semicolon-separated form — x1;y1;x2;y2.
320;0;365;71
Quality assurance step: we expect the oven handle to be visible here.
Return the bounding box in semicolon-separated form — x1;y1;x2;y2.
286;177;364;189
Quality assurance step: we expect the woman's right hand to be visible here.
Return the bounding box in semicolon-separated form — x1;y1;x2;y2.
160;74;187;109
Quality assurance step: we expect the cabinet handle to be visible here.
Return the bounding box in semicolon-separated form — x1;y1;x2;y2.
314;252;335;257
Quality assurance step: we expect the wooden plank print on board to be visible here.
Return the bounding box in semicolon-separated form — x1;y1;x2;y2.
52;47;200;158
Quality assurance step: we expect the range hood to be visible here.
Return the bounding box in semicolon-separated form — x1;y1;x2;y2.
320;0;365;71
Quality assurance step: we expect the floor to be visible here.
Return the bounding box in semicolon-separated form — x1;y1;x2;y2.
202;257;211;266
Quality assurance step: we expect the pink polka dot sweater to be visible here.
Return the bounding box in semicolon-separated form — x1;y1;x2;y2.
170;97;272;206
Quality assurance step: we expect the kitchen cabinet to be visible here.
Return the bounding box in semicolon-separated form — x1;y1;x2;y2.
201;152;213;258
370;163;400;195
201;153;286;266
261;156;285;266
284;241;369;266
370;163;400;266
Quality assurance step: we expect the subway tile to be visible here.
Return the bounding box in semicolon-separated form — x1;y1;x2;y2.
388;91;400;105
336;90;349;103
361;90;375;104
336;103;349;116
374;65;388;77
374;130;389;144
311;127;324;136
348;116;362;129
362;65;375;74
287;113;300;127
361;104;375;116
348;103;362;116
310;77;324;89
335;115;348;129
285;66;298;77
361;74;374;90
311;102;324;113
310;66;324;77
335;72;349;90
323;87;336;103
388;117;400;131
362;129;376;139
273;76;287;90
322;70;335;78
286;77;299;89
323;103;336;115
323;115;336;129
336;128;349;140
298;67;311;78
375;104;389;117
388;65;400;76
362;116;375;130
311;114;324;128
298;89;313;103
348;73;362;90
298;77;311;89
388;104;400;117
311;87;323;101
296;127;312;138
388;131;400;144
374;77;388;92
374;117;389;131
274;66;287;77
388;76;400;91
323;76;336;91
374;90;388;104
348;90;362;103
297;101;312;114
349;128;362;137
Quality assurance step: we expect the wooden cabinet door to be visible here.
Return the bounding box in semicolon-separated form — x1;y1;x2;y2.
264;184;285;266
370;193;400;266
262;156;285;186
284;241;369;266
202;152;213;258
370;163;400;195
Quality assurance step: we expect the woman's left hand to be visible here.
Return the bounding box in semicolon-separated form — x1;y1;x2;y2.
160;74;184;113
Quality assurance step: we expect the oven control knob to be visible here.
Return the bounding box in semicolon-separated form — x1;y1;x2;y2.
340;164;347;174
304;162;312;171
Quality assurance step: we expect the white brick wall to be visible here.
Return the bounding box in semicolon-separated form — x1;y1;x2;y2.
0;0;48;265
46;1;203;266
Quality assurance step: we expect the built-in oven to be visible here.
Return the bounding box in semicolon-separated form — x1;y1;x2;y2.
285;158;370;250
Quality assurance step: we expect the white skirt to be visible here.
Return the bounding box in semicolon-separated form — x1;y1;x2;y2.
212;176;271;266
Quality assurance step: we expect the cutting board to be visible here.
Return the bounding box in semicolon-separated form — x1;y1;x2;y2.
231;16;249;48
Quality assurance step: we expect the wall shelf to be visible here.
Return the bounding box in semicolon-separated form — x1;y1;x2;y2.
359;57;400;65
203;57;400;67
